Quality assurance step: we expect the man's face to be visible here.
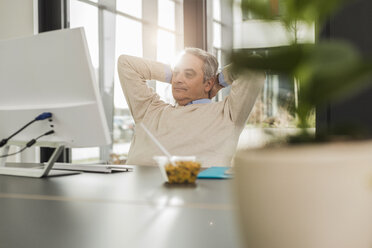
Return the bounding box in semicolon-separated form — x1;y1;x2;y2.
172;53;212;106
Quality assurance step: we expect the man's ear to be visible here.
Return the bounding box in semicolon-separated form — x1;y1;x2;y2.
204;78;215;93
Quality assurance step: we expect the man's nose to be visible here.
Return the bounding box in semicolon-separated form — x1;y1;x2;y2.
173;72;185;83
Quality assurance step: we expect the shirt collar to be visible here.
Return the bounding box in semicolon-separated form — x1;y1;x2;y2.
185;98;212;106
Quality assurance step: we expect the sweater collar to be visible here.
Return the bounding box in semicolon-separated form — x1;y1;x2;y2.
185;98;212;106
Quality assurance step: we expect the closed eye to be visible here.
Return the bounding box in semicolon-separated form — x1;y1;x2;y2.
185;73;194;78
184;69;196;78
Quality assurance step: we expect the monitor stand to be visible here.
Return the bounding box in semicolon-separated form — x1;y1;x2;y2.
0;145;80;178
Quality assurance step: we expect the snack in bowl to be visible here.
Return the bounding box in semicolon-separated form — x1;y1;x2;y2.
153;156;201;184
165;160;201;184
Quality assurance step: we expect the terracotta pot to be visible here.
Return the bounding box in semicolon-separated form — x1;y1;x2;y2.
233;141;372;248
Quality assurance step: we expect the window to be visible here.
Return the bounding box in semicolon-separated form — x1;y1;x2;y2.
232;0;314;131
206;0;314;148
69;0;183;163
156;0;180;104
208;0;231;101
69;0;100;163
158;0;175;31
113;11;143;157
113;0;183;160
237;0;299;129
69;0;99;75
116;0;142;18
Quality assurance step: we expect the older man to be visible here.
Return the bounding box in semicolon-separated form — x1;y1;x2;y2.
117;48;265;167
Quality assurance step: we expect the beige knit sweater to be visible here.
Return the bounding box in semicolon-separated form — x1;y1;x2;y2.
117;55;265;167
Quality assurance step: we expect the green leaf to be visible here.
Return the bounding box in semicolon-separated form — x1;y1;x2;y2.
230;45;305;74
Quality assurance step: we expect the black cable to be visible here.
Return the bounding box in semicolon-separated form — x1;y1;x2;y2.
0;130;55;158
0;112;52;148
1;146;28;159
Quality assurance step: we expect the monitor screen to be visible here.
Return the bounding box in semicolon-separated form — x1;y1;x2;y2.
0;28;111;147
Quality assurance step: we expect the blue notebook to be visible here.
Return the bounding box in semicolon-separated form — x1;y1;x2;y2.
197;167;233;179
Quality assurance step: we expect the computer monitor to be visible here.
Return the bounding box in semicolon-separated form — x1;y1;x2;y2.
0;27;111;148
0;28;112;177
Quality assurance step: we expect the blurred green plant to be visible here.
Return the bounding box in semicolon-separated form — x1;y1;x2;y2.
232;0;372;142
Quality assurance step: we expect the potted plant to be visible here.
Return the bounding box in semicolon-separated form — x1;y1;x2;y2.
231;0;372;247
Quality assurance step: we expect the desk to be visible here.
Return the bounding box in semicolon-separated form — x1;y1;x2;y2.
0;165;244;248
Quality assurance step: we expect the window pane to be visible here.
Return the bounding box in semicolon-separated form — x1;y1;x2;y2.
213;47;222;65
213;22;221;48
156;30;175;104
115;16;142;109
114;16;142;156
157;29;175;64
158;0;175;31
70;0;100;163
156;83;175;104
213;0;221;21
247;70;297;128
72;147;100;163
70;0;99;70
116;0;142;18
115;16;143;58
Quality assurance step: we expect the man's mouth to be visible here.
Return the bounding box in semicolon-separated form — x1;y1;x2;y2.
174;87;187;91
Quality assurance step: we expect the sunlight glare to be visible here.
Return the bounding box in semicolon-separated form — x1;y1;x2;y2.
157;30;175;64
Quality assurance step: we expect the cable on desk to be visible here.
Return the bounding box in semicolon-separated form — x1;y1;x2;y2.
0;130;55;158
0;112;52;148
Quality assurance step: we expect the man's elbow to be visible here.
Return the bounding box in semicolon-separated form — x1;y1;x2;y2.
117;54;129;69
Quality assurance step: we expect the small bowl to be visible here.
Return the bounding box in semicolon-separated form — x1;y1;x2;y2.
153;156;201;184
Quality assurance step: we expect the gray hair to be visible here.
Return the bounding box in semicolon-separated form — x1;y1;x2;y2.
184;47;219;82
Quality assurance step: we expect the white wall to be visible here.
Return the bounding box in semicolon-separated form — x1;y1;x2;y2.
0;0;37;162
0;0;36;40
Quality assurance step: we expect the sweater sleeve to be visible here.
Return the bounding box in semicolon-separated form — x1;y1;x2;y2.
221;65;266;127
117;55;172;123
